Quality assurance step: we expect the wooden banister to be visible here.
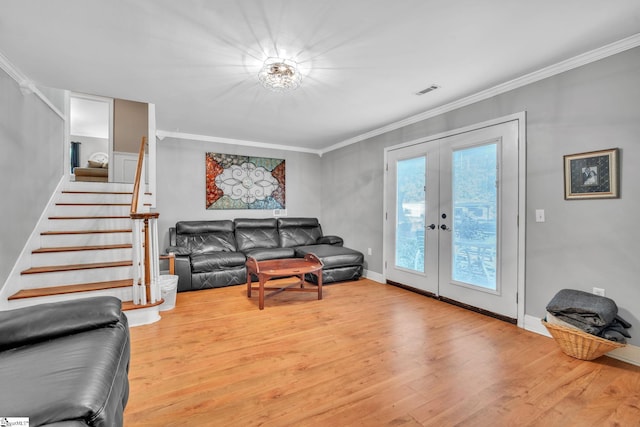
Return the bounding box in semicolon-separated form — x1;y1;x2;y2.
130;136;147;215
131;212;159;302
129;135;162;305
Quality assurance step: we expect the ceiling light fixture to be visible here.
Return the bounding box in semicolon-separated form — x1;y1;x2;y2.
258;57;302;92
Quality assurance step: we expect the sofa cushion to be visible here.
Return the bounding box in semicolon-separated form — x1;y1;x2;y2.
234;218;279;251
191;252;246;273
244;247;296;261
317;235;344;246
175;220;237;253
295;244;364;269
278;217;323;248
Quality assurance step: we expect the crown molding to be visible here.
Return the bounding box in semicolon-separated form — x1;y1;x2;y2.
320;32;640;155
0;50;65;120
155;130;323;156
0;49;27;85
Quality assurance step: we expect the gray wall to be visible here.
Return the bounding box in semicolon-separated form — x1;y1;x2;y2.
155;137;323;251
0;68;65;287
322;47;640;345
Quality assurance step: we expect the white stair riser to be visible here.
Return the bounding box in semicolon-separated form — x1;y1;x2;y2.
65;181;135;193
8;287;134;310
52;204;131;217
46;218;133;231
20;266;133;288
58;192;134;204
31;248;133;267
39;232;132;247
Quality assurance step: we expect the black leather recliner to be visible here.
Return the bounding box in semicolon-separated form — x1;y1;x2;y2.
0;297;130;426
168;220;247;292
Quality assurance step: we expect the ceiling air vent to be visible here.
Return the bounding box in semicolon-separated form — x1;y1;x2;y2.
416;84;440;95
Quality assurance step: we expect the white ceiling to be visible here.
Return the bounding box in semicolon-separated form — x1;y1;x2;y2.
1;0;639;152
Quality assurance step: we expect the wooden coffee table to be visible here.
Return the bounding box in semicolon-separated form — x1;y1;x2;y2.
246;254;324;310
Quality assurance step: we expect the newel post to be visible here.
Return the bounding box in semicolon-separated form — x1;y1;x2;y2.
131;212;160;305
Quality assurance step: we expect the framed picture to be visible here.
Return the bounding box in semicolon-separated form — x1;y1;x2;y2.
563;148;619;200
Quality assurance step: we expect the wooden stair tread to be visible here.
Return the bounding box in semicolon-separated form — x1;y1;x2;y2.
49;216;130;220
122;299;164;311
21;260;133;275
41;229;132;235
56;203;131;206
62;190;152;195
56;203;151;206
8;279;133;300
33;244;132;254
62;190;134;195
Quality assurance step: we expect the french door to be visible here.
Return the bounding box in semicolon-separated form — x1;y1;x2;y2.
385;119;521;319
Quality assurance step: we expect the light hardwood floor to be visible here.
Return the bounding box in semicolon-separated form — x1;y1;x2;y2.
124;279;640;426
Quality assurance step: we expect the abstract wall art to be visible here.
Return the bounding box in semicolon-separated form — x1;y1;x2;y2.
206;153;286;210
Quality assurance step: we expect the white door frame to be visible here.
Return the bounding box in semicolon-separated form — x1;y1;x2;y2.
383;112;527;328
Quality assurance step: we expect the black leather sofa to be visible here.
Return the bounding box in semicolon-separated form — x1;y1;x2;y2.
0;296;130;427
168;217;364;292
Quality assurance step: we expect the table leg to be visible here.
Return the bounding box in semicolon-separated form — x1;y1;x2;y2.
259;276;265;310
317;271;323;300
247;270;252;297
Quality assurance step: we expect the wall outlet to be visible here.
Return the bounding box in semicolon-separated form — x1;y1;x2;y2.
367;248;372;256
592;287;605;296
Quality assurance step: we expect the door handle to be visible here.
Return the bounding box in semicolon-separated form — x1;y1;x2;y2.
427;224;436;230
440;224;451;231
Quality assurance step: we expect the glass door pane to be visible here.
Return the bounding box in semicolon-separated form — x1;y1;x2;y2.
395;156;425;273
451;143;497;290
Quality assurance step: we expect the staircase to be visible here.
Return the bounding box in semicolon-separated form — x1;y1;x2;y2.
7;180;163;325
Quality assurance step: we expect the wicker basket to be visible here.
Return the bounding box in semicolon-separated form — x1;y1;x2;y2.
541;320;625;361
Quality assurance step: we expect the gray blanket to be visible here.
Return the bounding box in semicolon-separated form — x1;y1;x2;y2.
546;289;619;335
600;317;632;343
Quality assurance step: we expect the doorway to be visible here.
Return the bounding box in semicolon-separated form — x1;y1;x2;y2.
68;93;151;184
69;93;114;182
384;115;525;321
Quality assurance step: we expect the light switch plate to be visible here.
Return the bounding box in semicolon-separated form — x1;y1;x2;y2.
535;209;545;222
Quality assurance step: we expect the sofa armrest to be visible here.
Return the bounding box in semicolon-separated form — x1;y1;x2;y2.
174;255;194;292
318;235;344;246
0;296;123;351
167;246;192;256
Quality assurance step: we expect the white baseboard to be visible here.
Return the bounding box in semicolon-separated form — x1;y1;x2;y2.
124;306;161;327
524;314;552;337
363;270;384;284
524;314;639;367
606;345;640;366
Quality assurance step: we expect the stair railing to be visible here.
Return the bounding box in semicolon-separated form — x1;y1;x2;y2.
130;136;161;305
